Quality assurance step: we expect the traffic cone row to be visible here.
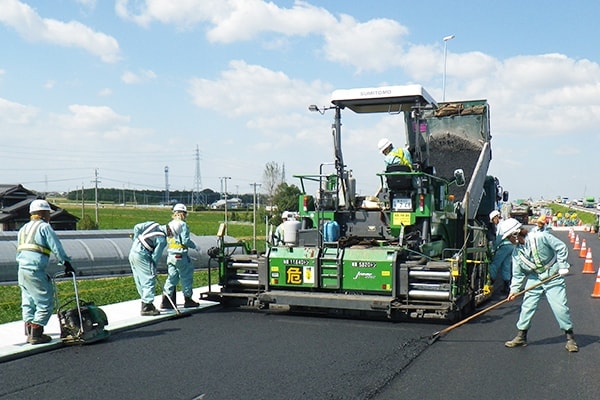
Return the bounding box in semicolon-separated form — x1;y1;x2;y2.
583;248;596;274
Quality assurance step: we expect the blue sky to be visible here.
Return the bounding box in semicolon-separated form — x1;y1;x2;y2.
1;0;599;202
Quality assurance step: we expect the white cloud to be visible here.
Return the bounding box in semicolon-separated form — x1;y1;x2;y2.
322;15;408;73
53;104;130;131
121;69;157;84
0;0;120;63
0;97;38;124
188;60;331;117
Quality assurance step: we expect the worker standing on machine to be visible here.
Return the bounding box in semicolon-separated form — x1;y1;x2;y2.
504;225;578;352
377;138;413;169
16;199;74;345
129;221;173;316
273;211;292;245
162;204;199;309
487;209;501;243
489;213;514;295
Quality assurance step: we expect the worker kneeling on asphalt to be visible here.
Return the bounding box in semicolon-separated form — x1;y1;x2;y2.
489;215;515;295
16;199;74;344
129;221;172;316
162;203;199;309
504;223;578;352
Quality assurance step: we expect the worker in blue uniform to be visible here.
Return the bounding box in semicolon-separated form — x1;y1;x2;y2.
504;225;578;352
161;203;199;309
377;137;413;169
129;221;170;316
489;215;515;295
16;199;74;344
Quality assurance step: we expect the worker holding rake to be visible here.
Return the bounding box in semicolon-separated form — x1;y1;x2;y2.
504;224;578;352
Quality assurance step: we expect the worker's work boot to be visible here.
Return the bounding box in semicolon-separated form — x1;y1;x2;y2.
505;330;528;348
565;330;579;352
141;302;160;316
184;296;199;308
161;294;174;310
27;323;52;345
24;321;31;337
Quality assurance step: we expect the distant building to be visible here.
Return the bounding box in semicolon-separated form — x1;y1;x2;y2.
210;198;243;209
0;184;79;231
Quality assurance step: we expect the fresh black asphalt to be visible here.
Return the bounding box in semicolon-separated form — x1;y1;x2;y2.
1;228;598;400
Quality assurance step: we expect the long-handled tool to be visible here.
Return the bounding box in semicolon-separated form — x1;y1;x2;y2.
428;273;560;344
153;262;189;319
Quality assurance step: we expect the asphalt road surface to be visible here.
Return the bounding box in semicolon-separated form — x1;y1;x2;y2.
1;228;599;400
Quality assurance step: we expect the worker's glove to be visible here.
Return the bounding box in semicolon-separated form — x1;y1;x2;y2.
64;261;76;276
558;268;569;276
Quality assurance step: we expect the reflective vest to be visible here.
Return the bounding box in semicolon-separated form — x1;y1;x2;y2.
517;234;557;274
17;220;52;256
389;148;412;169
137;222;165;252
167;237;186;250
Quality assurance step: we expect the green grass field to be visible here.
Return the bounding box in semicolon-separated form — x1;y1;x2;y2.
0;204;268;324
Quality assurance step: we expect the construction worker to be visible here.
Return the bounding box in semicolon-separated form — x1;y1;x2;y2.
504;225;578;352
129;221;176;316
16;199;74;344
532;214;549;232
377;138;412;169
162;204;199;309
274;211;292;245
489;217;517;295
487;209;501;243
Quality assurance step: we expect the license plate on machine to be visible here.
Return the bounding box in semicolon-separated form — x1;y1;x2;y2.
393;197;412;211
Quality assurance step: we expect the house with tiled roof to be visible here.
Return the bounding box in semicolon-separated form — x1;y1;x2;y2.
0;184;78;231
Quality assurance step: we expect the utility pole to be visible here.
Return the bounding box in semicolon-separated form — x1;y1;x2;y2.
92;169;100;225
250;183;262;251
81;183;85;219
220;177;231;235
164;166;170;205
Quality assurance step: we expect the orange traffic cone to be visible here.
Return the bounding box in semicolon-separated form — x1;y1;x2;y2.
579;239;587;258
569;229;575;243
573;235;580;251
583;249;595;274
591;267;600;298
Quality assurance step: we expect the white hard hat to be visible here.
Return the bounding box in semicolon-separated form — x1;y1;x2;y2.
173;203;187;213
377;138;393;154
497;218;522;240
281;211;290;219
489;210;500;222
168;219;184;236
29;199;51;213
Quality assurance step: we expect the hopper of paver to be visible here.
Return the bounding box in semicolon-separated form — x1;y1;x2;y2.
424;101;491;219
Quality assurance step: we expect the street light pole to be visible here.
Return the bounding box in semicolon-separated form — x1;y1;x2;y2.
442;34;455;102
220;176;231;235
250;183;261;251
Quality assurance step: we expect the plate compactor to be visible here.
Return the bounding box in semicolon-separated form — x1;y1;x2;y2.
55;272;110;345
